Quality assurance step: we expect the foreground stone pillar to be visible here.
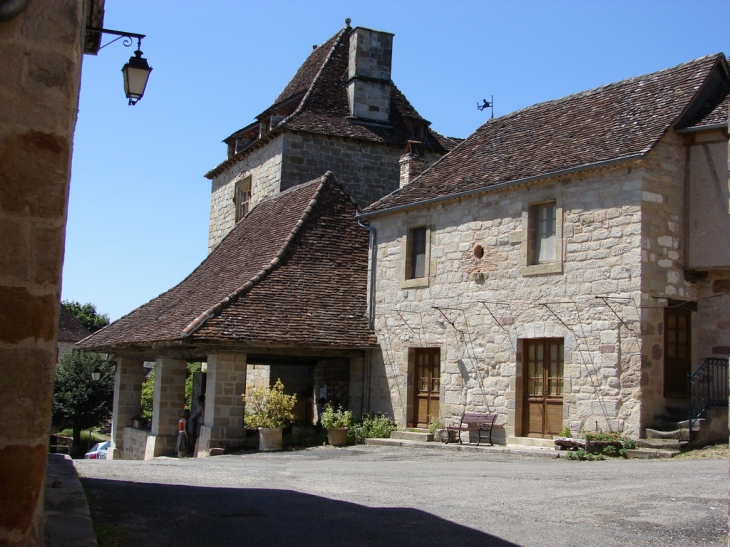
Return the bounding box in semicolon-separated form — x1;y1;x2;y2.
146;358;186;459
0;2;84;545
109;358;146;460
198;353;247;457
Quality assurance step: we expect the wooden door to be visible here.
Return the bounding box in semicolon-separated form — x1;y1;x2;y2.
523;339;564;438
413;348;440;428
664;308;691;398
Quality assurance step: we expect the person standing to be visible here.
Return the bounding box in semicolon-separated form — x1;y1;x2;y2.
176;409;190;458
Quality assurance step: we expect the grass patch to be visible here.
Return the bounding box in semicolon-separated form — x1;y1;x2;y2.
674;443;728;460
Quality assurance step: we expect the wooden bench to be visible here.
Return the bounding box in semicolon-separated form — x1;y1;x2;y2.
445;413;497;446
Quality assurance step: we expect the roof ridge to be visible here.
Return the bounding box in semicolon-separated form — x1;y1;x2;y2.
485;53;723;127
180;172;334;337
277;26;351;131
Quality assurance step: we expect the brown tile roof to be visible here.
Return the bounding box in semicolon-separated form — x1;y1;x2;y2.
206;25;459;179
680;76;730;129
79;173;376;352
363;54;728;216
59;305;91;342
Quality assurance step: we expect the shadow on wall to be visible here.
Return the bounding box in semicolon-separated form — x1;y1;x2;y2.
81;478;519;547
368;353;398;421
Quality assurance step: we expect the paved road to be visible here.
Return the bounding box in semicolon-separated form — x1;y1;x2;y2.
76;445;728;547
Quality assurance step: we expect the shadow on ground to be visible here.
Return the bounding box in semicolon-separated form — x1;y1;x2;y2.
82;477;519;547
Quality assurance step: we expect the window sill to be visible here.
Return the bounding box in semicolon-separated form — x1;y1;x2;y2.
400;277;429;289
520;262;562;276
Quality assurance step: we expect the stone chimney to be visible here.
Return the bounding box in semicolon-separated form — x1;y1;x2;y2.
399;141;427;187
346;27;393;123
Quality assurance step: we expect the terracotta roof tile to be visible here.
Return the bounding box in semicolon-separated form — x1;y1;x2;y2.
364;54;726;215
79;174;375;352
59;305;91;343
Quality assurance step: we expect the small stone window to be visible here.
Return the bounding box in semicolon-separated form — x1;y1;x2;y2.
532;202;557;264
520;197;563;276
234;176;251;223
401;224;431;289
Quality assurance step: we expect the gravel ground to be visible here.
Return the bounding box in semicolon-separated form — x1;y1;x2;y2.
76;445;728;547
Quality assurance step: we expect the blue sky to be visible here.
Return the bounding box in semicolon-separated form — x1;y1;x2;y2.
63;0;730;320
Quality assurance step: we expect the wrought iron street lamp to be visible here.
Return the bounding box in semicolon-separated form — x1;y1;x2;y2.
87;27;153;105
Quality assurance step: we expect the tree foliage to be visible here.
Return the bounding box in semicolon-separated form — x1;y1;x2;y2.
52;350;115;447
62;300;110;333
141;368;155;422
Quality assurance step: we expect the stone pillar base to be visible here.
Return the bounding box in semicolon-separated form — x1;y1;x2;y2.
144;434;177;460
197;425;213;458
107;448;123;460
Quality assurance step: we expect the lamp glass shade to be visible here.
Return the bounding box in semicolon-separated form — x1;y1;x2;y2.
91;365;101;381
122;50;152;103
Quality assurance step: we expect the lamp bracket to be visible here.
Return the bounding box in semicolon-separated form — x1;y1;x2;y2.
87;26;146;51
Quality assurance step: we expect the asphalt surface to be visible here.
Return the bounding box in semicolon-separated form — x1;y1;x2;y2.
76;445;728;547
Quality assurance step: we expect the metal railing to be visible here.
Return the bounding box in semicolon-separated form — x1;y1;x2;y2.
688;357;729;441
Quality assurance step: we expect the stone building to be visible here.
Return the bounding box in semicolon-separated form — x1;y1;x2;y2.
359;54;730;446
79;22;460;459
80;174;378;458
57;305;91;364
0;0;104;544
204;20;459;253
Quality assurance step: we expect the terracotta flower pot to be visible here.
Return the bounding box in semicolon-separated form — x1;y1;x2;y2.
327;427;349;446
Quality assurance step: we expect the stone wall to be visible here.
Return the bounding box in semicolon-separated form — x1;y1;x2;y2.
122;427;149;460
281;133;413;209
208;131;445;253
57;342;75;365
368;131;730;441
0;2;85;545
208;135;284;252
369;160;648;439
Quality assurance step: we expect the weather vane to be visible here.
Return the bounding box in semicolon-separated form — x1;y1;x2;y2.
477;96;494;118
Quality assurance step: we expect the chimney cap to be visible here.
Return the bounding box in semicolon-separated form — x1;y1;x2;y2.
345;18;351;27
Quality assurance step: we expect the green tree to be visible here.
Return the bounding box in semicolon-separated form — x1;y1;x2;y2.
62;300;110;333
52;350;115;448
140;368;155;421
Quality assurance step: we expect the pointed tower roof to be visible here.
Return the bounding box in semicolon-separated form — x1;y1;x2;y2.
205;23;461;179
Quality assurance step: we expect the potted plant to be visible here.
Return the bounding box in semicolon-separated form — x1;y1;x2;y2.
242;379;296;452
320;406;352;446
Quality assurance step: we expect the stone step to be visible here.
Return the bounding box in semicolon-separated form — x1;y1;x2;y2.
636;438;689;451
676;419;704;431
506;436;556;449
625;448;678;459
645;428;689;441
390;430;433;442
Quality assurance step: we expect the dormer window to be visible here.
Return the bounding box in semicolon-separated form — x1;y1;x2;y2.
269;115;285;131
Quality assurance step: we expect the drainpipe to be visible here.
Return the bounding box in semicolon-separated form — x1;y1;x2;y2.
357;216;377;414
357;216;377;328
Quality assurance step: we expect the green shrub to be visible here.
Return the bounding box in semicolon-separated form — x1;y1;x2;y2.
602;445;617;456
243;379;296;429
559;426;572;438
584;431;622;442
622;438;637;450
320;406;353;429
428;417;443;435
565;449;605;461
347;413;398;444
